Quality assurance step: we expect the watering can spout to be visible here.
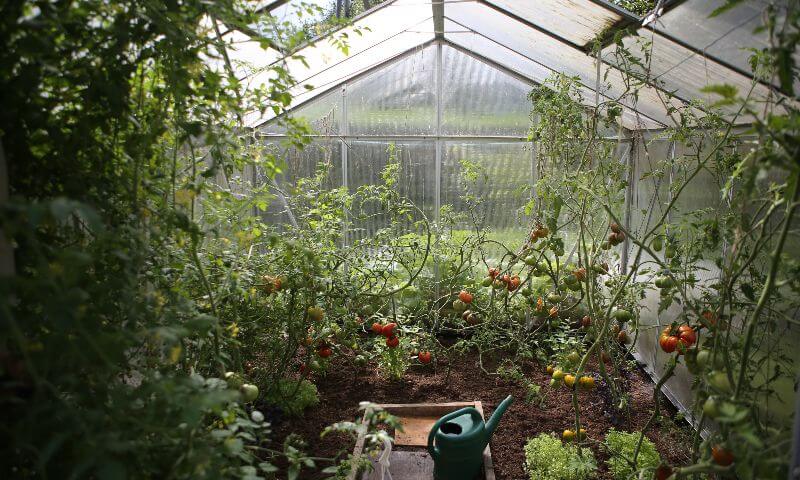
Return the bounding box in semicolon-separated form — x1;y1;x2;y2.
484;395;514;437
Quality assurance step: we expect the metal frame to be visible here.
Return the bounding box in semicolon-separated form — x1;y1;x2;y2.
238;0;776;134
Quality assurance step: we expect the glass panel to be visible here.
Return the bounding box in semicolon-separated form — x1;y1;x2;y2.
346;45;436;135
246;0;435;126
656;0;798;91
258;139;343;226
441;141;533;260
444;25;661;130
486;0;623;47
444;1;678;126
604;31;777;124
261;88;342;135
441;44;533;136
346;140;436;242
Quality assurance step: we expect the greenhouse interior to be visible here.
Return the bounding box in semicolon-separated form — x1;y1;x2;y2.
1;0;799;479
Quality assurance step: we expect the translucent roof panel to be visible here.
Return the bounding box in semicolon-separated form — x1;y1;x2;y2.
655;0;799;92
246;0;435;126
444;22;661;130
346;44;436;135
443;3;681;127
603;30;779;124
267;0;334;32
485;0;624;47
261;87;342;135
441;44;533;136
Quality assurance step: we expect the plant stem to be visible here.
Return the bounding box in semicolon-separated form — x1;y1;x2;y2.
735;170;800;399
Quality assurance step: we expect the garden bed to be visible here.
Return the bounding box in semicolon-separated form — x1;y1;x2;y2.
269;351;694;479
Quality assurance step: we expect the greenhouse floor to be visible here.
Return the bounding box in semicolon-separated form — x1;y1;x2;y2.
269;351;694;479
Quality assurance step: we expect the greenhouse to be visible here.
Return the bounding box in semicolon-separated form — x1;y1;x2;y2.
1;0;799;479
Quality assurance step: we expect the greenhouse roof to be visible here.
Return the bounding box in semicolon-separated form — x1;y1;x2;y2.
223;0;792;130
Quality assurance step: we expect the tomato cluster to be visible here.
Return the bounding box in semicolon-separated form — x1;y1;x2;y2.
658;324;696;354
370;321;400;348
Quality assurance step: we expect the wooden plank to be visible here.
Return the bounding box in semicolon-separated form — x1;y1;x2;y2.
351;401;495;480
376;402;475;417
395;416;439;446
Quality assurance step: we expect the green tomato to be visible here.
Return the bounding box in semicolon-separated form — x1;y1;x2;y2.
614;309;633;322
224;371;244;389
655;275;674;289
524;255;537;266
240;383;259;402
695;349;711;370
567;352;580;364
567;282;582;292
665;246;676;259
452;299;467;312
546;292;563;304
481;276;493;287
708;371;733;394
703;396;720;419
652;236;663;252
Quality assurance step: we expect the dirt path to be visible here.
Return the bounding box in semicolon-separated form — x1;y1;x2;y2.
267;353;693;479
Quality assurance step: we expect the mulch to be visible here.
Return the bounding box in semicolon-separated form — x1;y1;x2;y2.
265;351;694;479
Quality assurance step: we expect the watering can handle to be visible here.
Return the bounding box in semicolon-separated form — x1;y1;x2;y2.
427;407;475;460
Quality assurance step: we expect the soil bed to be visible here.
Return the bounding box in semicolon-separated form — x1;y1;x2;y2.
269;352;694;479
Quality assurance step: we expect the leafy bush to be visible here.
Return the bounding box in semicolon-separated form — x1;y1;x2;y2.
264;379;320;416
524;434;597;480
604;429;660;480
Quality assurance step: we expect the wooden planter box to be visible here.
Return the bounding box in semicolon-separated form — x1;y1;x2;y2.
348;402;496;480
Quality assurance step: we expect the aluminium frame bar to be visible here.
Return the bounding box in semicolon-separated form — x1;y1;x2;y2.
258;134;632;142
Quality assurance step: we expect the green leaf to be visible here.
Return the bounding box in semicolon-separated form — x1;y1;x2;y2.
709;0;746;17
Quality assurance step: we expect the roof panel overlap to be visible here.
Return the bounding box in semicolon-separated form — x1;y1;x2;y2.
485;0;623;47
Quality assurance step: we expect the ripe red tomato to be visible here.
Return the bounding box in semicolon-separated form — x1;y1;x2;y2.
317;347;333;358
677;324;696;346
418;351;432;364
659;333;679;353
371;322;383;334
711;445;734;466
386;335;400;348
507;276;521;291
381;322;398;337
458;290;473;304
581;315;592;328
488;267;500;279
610;222;621;234
299;363;307;374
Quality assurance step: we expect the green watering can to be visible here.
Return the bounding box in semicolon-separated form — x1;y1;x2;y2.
427;396;514;480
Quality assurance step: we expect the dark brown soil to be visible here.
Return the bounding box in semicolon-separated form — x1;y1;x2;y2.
267;352;694;479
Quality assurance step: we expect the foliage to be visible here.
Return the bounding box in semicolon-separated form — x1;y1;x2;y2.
523;434;597;480
604;429;660;480
0;0;358;478
609;0;655;16
263;379;320;417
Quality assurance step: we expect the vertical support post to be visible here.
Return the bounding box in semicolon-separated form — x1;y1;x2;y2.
341;84;349;250
433;41;443;293
620;133;634;274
